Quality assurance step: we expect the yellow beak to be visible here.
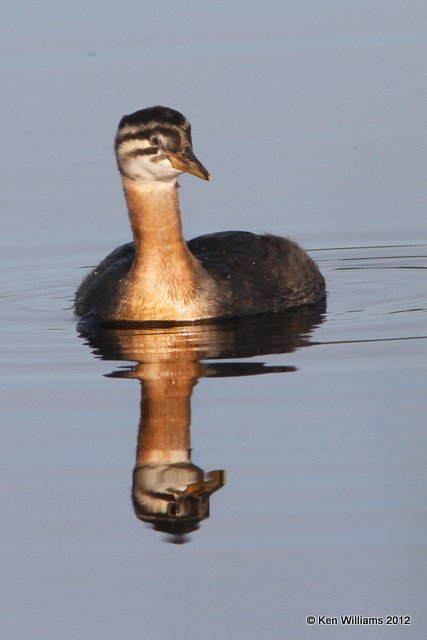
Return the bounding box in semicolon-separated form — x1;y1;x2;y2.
166;149;211;181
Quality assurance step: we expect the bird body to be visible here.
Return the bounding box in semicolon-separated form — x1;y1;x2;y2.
75;106;325;323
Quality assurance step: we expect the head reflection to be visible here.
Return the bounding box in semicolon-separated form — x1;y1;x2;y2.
133;466;225;542
79;306;325;542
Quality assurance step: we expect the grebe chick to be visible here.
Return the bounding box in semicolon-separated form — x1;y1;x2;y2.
75;106;325;322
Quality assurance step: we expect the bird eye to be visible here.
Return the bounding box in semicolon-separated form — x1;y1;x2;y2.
150;135;161;147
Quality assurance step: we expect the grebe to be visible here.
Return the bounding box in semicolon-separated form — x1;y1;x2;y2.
75;106;325;322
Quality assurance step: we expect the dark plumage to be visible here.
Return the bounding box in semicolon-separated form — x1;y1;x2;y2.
76;231;324;320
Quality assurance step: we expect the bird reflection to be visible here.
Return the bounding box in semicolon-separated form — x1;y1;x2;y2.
129;357;225;541
78;305;325;542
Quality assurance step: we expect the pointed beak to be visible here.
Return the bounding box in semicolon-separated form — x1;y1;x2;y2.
166;148;211;181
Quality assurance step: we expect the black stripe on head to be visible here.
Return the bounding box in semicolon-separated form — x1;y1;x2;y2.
121;147;158;159
115;128;187;160
118;106;188;130
116;125;183;146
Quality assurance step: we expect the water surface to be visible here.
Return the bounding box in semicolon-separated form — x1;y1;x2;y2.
1;2;426;638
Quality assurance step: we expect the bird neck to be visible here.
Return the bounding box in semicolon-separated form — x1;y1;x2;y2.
119;176;215;321
123;176;191;265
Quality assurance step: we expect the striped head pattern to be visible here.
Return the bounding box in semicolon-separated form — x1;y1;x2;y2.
114;106;210;184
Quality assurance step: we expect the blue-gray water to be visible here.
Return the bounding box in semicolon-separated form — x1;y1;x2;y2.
1;2;426;638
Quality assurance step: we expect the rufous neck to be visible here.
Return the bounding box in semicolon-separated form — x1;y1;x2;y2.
122;177;187;258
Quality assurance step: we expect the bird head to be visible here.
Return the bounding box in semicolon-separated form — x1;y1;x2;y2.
115;105;211;184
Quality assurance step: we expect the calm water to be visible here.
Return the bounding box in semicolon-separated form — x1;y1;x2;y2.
2;2;427;639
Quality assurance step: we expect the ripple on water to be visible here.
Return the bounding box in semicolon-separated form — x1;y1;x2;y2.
310;243;427;344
